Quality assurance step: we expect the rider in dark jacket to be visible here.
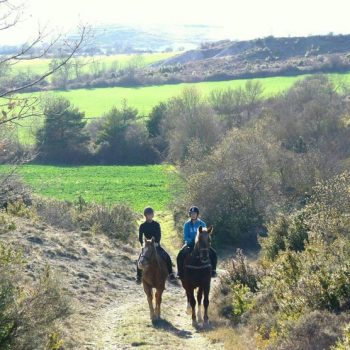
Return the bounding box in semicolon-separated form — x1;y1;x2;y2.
176;206;217;279
136;207;176;284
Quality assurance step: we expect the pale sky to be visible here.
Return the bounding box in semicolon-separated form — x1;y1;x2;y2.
1;0;350;44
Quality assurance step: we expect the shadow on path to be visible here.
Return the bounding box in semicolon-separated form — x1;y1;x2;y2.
152;318;193;339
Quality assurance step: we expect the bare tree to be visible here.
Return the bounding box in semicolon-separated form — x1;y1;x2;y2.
0;0;88;203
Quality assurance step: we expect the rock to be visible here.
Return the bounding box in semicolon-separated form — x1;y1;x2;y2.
81;247;88;256
27;236;44;244
57;251;79;260
77;272;90;280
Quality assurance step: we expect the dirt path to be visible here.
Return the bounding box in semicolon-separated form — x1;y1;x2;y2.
3;214;226;350
83;270;224;350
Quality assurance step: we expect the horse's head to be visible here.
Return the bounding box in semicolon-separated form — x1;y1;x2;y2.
138;237;156;270
194;225;213;264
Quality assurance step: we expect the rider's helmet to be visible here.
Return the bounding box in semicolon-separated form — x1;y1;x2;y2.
143;207;154;216
188;206;200;216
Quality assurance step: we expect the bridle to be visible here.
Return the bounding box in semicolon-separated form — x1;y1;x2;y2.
140;240;160;267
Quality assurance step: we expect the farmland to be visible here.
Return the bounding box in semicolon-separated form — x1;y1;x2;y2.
13;71;350;143
1;164;175;211
33;74;306;116
10;52;178;76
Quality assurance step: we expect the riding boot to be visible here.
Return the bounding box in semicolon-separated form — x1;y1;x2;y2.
209;247;217;277
136;266;142;284
176;249;184;279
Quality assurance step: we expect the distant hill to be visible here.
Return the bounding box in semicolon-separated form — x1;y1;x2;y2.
154;34;350;66
145;34;350;83
87;24;226;54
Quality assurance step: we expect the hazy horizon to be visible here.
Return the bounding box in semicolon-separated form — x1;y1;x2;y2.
1;0;350;45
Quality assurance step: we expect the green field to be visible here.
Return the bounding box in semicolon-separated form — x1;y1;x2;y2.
21;72;350;117
10;71;350;143
2;165;174;212
42;75;305;116
12;52;178;76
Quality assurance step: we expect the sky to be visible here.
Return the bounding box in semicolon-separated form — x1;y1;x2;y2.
1;0;350;44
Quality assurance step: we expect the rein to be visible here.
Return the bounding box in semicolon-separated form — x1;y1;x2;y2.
185;244;211;270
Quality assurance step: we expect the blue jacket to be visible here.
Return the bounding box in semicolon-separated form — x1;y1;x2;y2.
183;219;206;245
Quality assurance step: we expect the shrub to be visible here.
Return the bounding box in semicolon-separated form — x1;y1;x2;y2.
262;211;309;261
34;197;77;231
77;202;137;241
34;197;138;241
213;249;262;319
332;323;350;350
0;244;70;350
269;311;350;350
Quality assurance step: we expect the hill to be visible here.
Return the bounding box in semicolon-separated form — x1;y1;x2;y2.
147;34;350;82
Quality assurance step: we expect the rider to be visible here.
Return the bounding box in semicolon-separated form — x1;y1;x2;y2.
136;207;176;284
176;206;217;279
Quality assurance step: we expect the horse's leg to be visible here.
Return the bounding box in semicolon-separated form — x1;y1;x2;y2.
155;288;163;320
144;284;155;320
186;293;192;315
186;288;197;326
203;284;210;326
197;287;203;323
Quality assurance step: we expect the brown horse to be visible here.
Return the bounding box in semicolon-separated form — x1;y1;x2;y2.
138;237;168;321
180;225;213;326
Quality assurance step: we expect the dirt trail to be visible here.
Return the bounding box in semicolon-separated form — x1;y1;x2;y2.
84;278;224;350
2;215;225;350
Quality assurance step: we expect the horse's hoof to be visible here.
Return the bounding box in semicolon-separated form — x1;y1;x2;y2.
192;319;197;327
203;319;210;327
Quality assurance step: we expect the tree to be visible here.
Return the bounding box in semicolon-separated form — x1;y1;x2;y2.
164;87;223;162
209;81;264;128
36;97;90;164
94;102;159;164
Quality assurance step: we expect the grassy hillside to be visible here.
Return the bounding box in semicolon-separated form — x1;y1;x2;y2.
2;165;174;212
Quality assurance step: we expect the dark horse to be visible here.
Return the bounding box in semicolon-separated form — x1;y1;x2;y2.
138;237;168;321
179;225;213;326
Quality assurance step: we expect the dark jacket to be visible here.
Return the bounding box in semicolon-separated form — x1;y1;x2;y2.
139;220;161;245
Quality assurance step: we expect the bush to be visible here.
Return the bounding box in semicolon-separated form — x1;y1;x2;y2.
0;174;32;209
77;202;137;241
213;172;350;348
34;197;77;231
0;244;70;350
262;212;309;261
333;323;350;350
213;249;262;319
181;128;276;245
269;311;350;350
92;105;160;165
34;197;137;241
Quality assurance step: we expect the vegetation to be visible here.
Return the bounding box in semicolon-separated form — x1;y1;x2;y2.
213;173;350;349
11;53;178;76
0;165;173;211
0;241;71;350
173;75;350;246
36;97;90;164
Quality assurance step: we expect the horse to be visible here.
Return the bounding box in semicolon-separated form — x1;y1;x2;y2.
138;237;168;321
179;225;213;326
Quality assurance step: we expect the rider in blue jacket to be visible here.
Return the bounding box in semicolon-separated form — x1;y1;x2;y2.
176;206;217;279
